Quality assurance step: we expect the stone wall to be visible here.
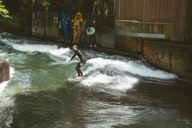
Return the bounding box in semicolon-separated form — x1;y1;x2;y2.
143;40;192;80
116;35;192;79
32;12;58;39
115;35;142;54
0;61;9;83
97;32;115;48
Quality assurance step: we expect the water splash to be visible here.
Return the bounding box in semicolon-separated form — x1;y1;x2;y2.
0;67;15;95
86;58;176;79
0;33;177;92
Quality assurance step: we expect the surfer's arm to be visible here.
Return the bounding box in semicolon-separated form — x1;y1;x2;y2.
69;52;76;63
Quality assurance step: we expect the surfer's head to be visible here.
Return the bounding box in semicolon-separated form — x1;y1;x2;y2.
72;44;78;51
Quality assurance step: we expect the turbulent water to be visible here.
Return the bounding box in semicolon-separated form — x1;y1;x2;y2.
0;32;192;128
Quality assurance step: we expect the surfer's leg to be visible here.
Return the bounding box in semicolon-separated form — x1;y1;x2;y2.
76;62;82;77
80;60;86;76
83;60;86;66
79;69;83;76
80;60;86;67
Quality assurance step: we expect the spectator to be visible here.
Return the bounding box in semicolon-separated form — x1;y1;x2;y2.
73;11;83;43
86;19;96;47
58;10;70;42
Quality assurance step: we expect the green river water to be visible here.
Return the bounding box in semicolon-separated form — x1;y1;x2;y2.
0;33;192;128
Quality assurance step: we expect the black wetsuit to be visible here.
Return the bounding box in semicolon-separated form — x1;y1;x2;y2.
70;50;86;77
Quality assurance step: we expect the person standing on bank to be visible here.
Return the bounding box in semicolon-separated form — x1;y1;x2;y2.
73;11;83;43
58;10;70;42
86;19;96;47
68;44;86;77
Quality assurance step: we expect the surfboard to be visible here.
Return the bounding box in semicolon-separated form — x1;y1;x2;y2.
86;27;96;35
66;75;88;84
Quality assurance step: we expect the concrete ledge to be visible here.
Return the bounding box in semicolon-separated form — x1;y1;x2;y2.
117;31;165;39
115;20;172;39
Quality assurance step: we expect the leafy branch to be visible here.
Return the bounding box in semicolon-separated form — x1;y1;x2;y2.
0;0;11;18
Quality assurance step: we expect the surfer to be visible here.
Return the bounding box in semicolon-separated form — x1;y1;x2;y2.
68;44;86;77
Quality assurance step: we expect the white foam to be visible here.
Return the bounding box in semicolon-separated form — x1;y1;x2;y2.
0;52;8;57
0;37;72;61
81;74;138;91
86;58;176;79
50;47;71;57
77;57;177;91
110;76;138;90
0;81;9;94
0;36;56;52
0;67;15;95
0;32;11;37
5;40;58;53
81;74;115;86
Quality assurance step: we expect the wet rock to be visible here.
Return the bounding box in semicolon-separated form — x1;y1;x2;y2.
0;60;9;83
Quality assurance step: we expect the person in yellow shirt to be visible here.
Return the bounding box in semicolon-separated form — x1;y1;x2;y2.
73;11;83;43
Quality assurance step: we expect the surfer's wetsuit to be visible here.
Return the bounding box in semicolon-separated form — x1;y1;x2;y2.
70;50;86;77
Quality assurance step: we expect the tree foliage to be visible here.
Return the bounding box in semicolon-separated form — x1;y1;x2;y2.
0;0;10;18
32;0;113;15
93;0;113;16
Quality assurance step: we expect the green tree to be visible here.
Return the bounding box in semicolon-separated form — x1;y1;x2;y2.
0;0;10;18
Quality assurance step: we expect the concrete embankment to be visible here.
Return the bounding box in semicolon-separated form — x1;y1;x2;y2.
116;36;192;80
143;40;192;80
